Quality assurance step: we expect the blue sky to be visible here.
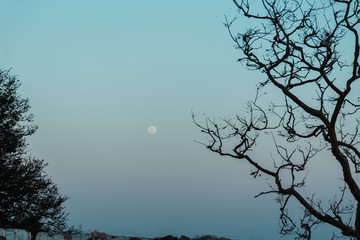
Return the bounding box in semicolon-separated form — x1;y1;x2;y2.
0;1;341;239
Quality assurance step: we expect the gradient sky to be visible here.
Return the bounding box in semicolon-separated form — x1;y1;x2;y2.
0;1;341;239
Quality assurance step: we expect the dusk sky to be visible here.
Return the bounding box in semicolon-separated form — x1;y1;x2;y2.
0;1;341;239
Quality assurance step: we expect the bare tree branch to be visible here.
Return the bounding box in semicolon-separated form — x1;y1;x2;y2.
195;0;360;238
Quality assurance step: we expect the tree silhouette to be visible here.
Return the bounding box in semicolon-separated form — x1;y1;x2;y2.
194;0;360;239
0;69;69;234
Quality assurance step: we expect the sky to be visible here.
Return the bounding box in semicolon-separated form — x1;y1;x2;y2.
0;1;343;239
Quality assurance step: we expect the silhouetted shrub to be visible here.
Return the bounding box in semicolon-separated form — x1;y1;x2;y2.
191;235;231;240
154;236;178;240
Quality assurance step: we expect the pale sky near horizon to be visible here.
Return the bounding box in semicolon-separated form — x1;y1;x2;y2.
0;1;342;239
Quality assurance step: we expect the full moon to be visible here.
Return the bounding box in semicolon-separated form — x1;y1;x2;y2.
147;125;157;135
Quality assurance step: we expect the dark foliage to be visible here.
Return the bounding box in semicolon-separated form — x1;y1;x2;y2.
154;235;190;240
191;235;231;240
0;69;69;234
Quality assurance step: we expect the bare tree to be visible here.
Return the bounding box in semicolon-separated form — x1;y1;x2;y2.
194;0;360;239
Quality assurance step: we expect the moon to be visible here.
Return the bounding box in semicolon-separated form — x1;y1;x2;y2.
147;125;157;135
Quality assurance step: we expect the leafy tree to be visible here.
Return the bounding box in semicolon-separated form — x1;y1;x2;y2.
194;0;360;239
0;69;69;234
